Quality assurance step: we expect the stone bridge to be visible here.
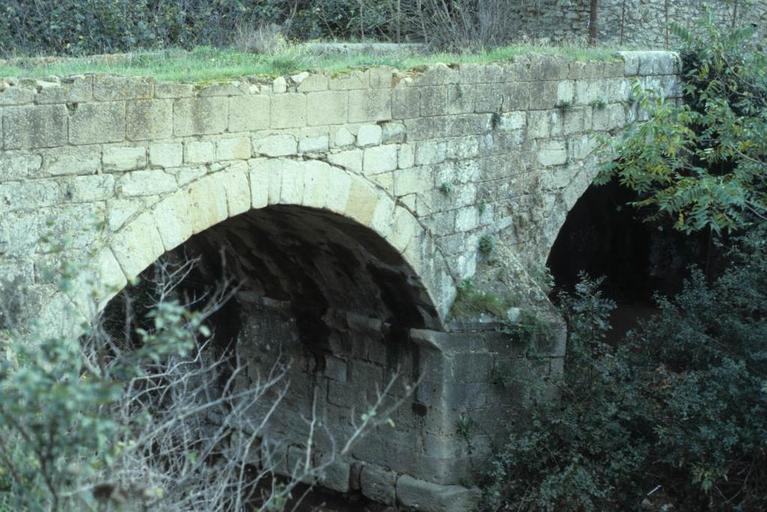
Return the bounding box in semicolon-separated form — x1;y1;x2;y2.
0;51;678;510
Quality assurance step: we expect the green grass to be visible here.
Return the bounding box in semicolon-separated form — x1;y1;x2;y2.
0;44;621;82
450;279;513;320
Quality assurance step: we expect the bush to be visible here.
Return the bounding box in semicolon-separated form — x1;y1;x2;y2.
0;253;405;510
598;13;767;234
483;17;767;512
483;232;767;510
0;0;402;57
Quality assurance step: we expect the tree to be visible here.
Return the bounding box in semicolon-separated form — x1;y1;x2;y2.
589;0;599;45
598;14;767;234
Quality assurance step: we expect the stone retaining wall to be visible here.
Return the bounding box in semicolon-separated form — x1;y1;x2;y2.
501;0;766;47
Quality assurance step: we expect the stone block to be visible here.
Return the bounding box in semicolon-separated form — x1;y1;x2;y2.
329;71;367;90
277;160;305;205
415;141;446;166
538;140;568;166
218;164;251;217
527;110;551;139
317;458;351;493
503;81;531;111
445;137;479;161
398;144;415;169
619;52;641;76
454;206;479;232
248;159;271;208
272;76;287;94
107;198;142;231
393;87;420;119
473;83;503;113
126;99;173;140
196;82;245;97
381;122;405;144
149;142;183;168
561;107;591;135
228;95;270;132
3;105;67;149
360;465;397;505
111;211;165;278
322;170;353;214
527;81;556;110
155;82;195;98
70;102;126;144
420;86;449;116
152;191;193;250
344;180;379;226
93;75;153;101
557;80;575;104
368;67;394;89
35;75;92;104
216;136;251;160
0;152;43;180
63;174;114;202
363;145;398;173
118;170;177;197
0;86;35;106
174;166;207;186
296;73;329;92
328;149;363;173
324;355;348;382
173;97;228;136
0;210;41;255
499;111;526;131
356;124;382;147
569;60;602;80
252;133;297;157
103;145;147;172
446;83;474;114
298;134;329;153
574;80;603;105
533;55;570;80
271;93;307;128
301;160;331;209
186;175;229;234
334;126;355;147
349;89;392;122
184;140;216;164
394;166;431;196
307;91;348;126
396;475;480;512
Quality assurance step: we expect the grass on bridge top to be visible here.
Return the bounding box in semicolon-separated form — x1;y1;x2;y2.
0;43;621;83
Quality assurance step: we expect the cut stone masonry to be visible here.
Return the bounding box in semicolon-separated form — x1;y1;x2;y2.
0;51;680;510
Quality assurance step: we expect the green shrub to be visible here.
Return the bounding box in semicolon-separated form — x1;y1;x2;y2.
0;0;399;57
598;14;767;234
483;234;767;510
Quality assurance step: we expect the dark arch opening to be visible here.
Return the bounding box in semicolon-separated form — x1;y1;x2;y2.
101;205;439;507
547;182;707;337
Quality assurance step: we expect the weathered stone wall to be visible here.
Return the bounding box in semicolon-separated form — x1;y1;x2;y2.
502;0;766;47
0;51;679;510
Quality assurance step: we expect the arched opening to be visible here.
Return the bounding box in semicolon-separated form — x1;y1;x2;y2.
547;181;706;338
101;203;441;503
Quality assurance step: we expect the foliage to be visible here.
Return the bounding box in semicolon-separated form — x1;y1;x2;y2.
483;234;767;510
0;43;619;83
0;282;206;510
479;235;496;256
451;279;512;319
0;0;405;57
598;13;767;234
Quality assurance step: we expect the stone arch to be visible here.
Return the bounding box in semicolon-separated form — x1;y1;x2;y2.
85;159;454;329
